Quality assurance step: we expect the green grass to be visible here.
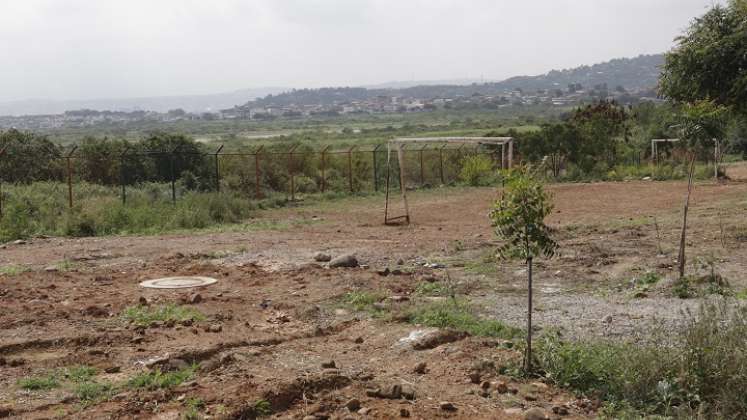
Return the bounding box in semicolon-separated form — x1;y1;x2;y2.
536;301;747;418
74;381;114;406
340;291;385;312
63;365;98;383
253;399;272;417
0;264;29;276
128;365;197;390
183;397;205;420
18;374;60;390
415;281;450;297
122;304;206;327
407;301;521;339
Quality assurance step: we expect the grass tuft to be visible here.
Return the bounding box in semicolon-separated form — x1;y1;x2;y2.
407;301;521;339
18;374;60;391
128;365;197;390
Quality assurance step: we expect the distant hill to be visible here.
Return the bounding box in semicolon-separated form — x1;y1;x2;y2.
242;54;664;108
0;87;288;116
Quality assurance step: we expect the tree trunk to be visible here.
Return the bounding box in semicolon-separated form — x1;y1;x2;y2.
525;256;533;373
678;155;696;279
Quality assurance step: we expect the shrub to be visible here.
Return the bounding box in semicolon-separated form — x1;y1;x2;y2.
536;301;747;418
128;365;197;390
459;155;495;186
407;301;521;339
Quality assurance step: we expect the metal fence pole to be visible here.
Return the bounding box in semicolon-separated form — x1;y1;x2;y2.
254;146;263;199
347;146;356;193
288;145;299;201
318;146;327;193
120;153;127;205
170;150;177;205
419;145;428;185
372;144;381;192
214;145;224;193
65;146;77;209
0;147;6;217
439;144;446;185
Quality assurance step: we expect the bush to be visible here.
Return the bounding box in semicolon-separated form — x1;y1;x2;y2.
459;155;496;186
536;301;747;418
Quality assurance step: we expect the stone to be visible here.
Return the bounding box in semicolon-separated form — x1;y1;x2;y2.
382;384;402;399
401;385;416;400
329;254;358;268
12;240;26;245
354;336;364;344
131;336;144;344
390;295;409;302
365;388;380;397
396;259;405;265
321;360;336;369
552;405;569;416
411;329;468;350
439;402;457;411
189;293;202;304
138;296;148;306
480;381;491;390
492;381;508;394
602;314;613;324
524;408;548;420
104;366;121;374
345;398;361;411
314;252;332;262
166;358;189;372
207;324;222;333
376;267;390;276
358;407;372;415
399;408;411;417
468;371;481;384
44;266;58;272
413;362;427;374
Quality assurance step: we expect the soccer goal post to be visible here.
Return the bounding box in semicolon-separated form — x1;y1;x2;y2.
383;137;515;225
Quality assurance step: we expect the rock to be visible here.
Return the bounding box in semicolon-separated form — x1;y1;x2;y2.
413;362;427;374
82;305;109;318
439;402;457;411
321;360;336;369
396;259;404;265
180;319;193;327
329;254;358;268
206;323;222;333
131;336;144;344
165;358;189;372
345;398;361;411
314;252;332;262
12;240;26;245
358;407;372;415
410;329;468;350
602;314;613;324
492;381;508;394
390;295;409;302
354;336;364;344
44;266;58;272
468;371;481;384
365;388;380;397
138;296;148;306
524;408;548;420
381;384;402;399
376;267;391;276
399;408;411;418
401;385;416;400
104;366;121;374
552;405;569;416
189;293;202;304
480;381;491;390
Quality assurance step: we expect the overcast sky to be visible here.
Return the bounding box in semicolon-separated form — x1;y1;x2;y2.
0;0;725;102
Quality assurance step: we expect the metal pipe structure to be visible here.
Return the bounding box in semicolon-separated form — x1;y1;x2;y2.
213;144;224;193
65;146;78;209
320;145;330;193
372;144;381;192
254;145;263;199
287;145;299;201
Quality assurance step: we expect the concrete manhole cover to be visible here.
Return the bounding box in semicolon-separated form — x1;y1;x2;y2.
139;276;217;289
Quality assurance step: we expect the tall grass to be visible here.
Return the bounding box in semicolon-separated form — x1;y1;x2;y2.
535;300;747;418
0;182;256;241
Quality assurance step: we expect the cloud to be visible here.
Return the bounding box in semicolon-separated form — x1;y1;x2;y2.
0;0;727;101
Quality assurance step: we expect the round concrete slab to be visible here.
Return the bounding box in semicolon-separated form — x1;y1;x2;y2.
139;276;217;289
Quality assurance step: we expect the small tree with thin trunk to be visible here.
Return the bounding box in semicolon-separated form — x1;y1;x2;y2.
490;169;558;373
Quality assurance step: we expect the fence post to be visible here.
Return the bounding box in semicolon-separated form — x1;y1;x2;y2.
170;149;177;205
439;144;446;185
254;145;263;199
419;145;428;186
288;145;299;201
65;146;77;209
120;153;127;205
347;146;356;193
0;147;6;217
372;145;381;192
214;145;224;193
321;146;329;192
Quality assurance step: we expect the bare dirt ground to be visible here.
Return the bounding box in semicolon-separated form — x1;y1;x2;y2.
1;164;746;419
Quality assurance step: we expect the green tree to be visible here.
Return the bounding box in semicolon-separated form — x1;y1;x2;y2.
659;0;747;114
0;129;62;183
490;169;558;372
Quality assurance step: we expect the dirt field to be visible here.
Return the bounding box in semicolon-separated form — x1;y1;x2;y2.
1;165;746;419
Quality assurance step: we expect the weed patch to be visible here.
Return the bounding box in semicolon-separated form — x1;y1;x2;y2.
340;291;386;314
128;365;197;390
18;374;60;391
407;301;520;339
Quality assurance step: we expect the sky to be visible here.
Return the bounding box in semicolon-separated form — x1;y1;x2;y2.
0;0;726;102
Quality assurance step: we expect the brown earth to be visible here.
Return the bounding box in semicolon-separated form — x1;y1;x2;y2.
1;166;746;419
